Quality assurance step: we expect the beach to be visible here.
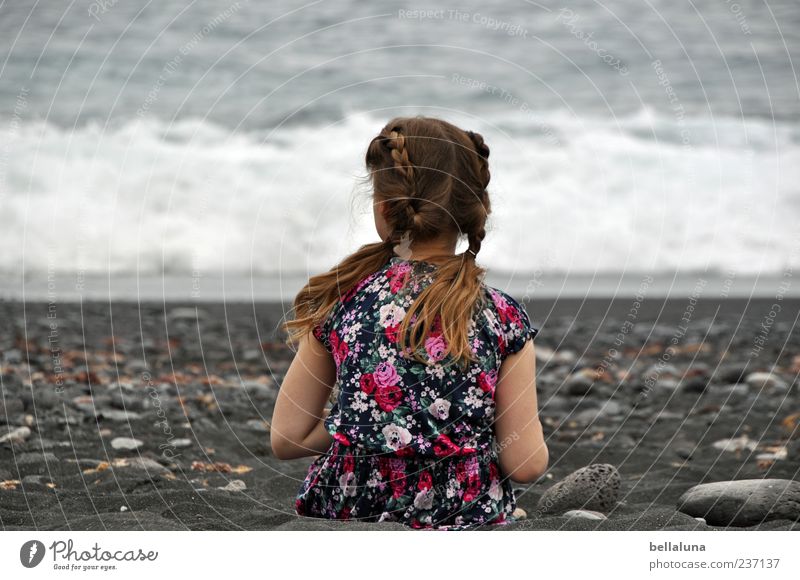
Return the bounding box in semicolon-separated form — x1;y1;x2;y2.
1;297;798;531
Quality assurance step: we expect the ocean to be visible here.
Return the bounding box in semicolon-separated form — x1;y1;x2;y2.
1;0;798;300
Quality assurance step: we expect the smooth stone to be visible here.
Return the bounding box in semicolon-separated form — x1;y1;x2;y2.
574;400;623;423
745;372;788;391
111;437;144;450
21;474;46;486
218;479;247;492
170;438;193;448
562;509;607;521
716;363;749;384
755;448;787;461
712;435;757;453
98;409;142;422
245;419;270;433
564;372;595;396
677;479;800;526
0;426;31;444
680;377;708;393
536;464;621;515
120;456;170;475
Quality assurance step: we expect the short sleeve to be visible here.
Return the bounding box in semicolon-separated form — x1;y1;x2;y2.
311;310;335;353
492;290;538;358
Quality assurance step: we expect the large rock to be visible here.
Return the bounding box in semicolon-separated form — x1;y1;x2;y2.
677;479;800;526
535;464;621;515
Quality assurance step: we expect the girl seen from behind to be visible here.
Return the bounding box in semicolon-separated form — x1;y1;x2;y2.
271;116;548;530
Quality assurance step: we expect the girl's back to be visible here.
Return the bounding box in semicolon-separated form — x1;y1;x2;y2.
296;256;536;529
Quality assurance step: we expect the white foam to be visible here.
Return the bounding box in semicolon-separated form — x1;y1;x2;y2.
0;111;797;279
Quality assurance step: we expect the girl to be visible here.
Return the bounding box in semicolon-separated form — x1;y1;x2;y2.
271;116;548;530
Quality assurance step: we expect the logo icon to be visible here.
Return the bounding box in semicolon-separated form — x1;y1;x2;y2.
20;540;45;568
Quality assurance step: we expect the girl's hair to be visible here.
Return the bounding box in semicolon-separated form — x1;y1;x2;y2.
284;116;492;365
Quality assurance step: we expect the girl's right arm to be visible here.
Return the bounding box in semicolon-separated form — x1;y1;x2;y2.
271;331;336;459
493;339;549;483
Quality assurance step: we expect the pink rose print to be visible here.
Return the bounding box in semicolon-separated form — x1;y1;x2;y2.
374;362;400;388
424;334;448;362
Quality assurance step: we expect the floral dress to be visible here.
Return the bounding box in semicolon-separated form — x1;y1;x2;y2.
295;256;538;530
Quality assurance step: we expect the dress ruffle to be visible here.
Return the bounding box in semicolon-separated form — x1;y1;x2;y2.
296;441;517;530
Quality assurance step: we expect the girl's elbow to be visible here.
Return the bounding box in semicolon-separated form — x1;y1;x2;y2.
507;449;549;484
270;434;297;460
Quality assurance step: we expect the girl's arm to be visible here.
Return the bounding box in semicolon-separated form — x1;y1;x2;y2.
270;331;336;459
493;339;549;483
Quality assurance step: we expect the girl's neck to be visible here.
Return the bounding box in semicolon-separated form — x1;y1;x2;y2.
403;238;458;264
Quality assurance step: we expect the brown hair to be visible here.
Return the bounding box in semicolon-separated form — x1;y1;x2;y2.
284;116;492;365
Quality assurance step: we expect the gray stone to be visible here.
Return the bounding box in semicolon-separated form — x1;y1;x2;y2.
218;479;247;492
0;426;31;444
245;419;270;433
16;451;58;465
111;437;144;450
677;479;800;526
711;435;757;453
98;409;142;422
120;456;170;475
745;372;788;391
716;363;749;384
536;464;621;515
562;509;607;521
564;373;595;396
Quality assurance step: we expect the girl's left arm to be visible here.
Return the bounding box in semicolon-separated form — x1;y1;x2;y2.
270;331;336;459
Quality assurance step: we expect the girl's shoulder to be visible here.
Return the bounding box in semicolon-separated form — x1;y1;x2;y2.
479;284;539;358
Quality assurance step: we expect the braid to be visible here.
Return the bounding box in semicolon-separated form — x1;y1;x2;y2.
466;130;491;189
383;128;421;233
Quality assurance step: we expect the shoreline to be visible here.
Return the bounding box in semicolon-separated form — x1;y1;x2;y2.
1;271;796;303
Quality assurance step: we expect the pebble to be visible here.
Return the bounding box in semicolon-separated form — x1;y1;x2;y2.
755;448;787;461
562;509;607;521
712;435;757;453
218;479;247;492
111;437;144;450
677;479;800;526
745;372;788;391
98;409;142;422
245;419;271;433
171;438;193;448
512;507;527;520
16;451;58;465
564;372;595;396
716;363;749;384
122;457;170;475
0;426;31;444
536;464;621;515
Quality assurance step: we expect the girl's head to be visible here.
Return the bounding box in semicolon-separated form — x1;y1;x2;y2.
365;117;491;257
287;116;493;365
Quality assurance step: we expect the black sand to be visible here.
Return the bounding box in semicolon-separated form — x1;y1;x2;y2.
1;298;799;531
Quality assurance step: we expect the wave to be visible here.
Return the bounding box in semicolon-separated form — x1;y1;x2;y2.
0;110;798;277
